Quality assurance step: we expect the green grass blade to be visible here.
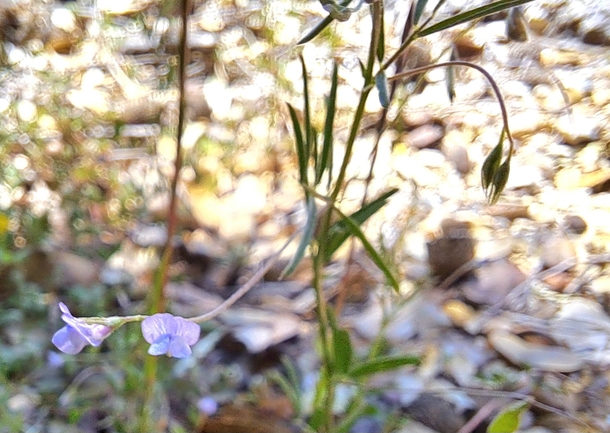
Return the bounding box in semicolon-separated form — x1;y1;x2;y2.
325;188;398;261
418;0;536;38
298;15;334;45
323;195;400;291
287;103;308;184
333;327;353;375
335;210;400;291
349;355;421;378
300;55;312;162
316;62;338;185
281;196;317;278
414;0;430;24
268;369;302;417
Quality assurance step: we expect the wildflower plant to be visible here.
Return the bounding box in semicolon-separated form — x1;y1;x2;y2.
47;0;538;432
51;302;114;355
141;313;200;358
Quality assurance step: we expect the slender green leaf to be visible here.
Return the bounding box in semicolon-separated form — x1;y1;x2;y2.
281;196;317;278
298;15;334;45
487;401;528;433
268;370;301;416
300;55;312;162
418;0;536;38
414;0;430;24
309;406;326;432
325;188;398;260
333;327;353;375
349;355;420;378
297;0;354;44
316;63;338;185
328;207;400;291
309;369;329;431
375;71;390;109
336;400;369;433
287;104;308;184
312;126;319;165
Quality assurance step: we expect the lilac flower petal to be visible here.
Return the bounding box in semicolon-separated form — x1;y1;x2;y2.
52;326;88;355
148;334;171;356
142;313;176;343
168;336;191;358
175;318;201;345
59;302;71;316
52;303;113;354
142;313;200;358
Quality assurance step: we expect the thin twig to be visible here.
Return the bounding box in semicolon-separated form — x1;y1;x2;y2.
188;233;297;323
148;0;192;315
458;398;505;433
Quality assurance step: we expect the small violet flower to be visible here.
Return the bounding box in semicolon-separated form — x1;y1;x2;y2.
197;396;218;416
141;313;200;358
52;302;113;355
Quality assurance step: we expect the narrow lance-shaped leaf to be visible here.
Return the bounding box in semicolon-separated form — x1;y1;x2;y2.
325;188;398;261
309;368;329;431
333;327;353;375
312;126;319;167
323;2;354;22
287;104;308;184
298;15;334;45
349;355;420;378
414;0;430;24
268;369;302;417
329;207;400;291
297;0;354;45
300;55;312;161
418;0;536;38
316;62;338;185
375;71;390;109
281;196;317;278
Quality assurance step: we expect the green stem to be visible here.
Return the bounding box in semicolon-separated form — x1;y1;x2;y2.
388;60;514;152
311;4;383;431
142;0;191;430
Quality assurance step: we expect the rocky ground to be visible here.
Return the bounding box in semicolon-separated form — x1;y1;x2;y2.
1;0;610;432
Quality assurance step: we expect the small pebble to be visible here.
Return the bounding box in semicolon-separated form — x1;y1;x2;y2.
564;215;587;235
406;124;445;149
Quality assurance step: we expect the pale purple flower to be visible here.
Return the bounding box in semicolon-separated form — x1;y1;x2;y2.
52;302;112;355
141;313;200;358
197;396;218;416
